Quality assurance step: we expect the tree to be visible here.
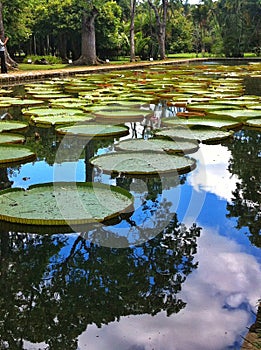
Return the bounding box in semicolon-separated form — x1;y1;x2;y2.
0;216;201;348
73;4;99;65
130;0;137;61
96;1;126;60
167;6;193;53
148;0;168;60
226;129;261;247
215;0;261;57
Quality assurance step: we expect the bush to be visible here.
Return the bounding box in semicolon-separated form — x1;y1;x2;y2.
23;55;63;65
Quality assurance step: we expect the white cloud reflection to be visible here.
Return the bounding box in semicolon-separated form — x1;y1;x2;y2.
77;228;260;350
188;144;241;202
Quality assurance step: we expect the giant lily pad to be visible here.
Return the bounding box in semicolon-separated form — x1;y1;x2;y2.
93;107;153;120
0;182;134;225
209;109;261;121
0;121;28;133
187;103;239;112
154;127;234;143
245;118;261;128
50;98;89;109
0;97;26;106
162;117;241;130
0;145;36;165
30;114;95;127
90;151;196;175
115;138;199;154
56;124;129;138
0;133;25;144
22;107;86;118
1;98;45;107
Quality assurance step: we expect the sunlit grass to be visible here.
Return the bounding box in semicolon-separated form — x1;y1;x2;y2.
18;63;70;71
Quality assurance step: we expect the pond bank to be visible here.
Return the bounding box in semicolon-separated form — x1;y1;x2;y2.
1;57;261;86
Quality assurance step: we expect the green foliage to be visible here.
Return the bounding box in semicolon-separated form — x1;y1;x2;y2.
96;1;127;58
22;55;63;64
1;0;260;62
167;8;194;53
215;0;261;57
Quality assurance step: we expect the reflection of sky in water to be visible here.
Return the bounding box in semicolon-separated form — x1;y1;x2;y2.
76;229;260;350
74;144;260;349
9;142;260;349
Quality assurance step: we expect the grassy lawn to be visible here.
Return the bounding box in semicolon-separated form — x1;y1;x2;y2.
18;63;70;71
16;53;260;72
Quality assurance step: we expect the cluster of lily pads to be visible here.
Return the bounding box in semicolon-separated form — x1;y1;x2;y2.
0;62;260;226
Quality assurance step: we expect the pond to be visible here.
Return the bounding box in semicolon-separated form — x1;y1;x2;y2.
0;61;260;350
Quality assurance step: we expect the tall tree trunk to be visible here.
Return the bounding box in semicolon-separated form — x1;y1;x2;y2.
73;7;99;66
0;1;17;69
57;33;68;61
130;0;136;62
148;0;167;60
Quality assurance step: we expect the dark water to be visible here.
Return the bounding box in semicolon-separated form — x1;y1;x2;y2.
0;63;260;350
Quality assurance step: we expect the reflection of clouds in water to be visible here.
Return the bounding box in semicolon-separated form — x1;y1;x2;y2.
188;144;240;202
78;228;261;350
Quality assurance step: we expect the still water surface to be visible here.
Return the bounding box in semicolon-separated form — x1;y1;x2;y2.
0;62;260;350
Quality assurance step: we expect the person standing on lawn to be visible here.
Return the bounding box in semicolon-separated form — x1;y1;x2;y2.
0;36;9;73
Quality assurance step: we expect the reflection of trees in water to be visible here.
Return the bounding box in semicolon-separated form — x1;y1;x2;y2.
0;167;13;190
0;216;201;349
225;129;261;247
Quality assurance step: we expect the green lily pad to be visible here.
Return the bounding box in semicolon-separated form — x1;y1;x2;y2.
0;121;28;133
0;145;36;165
0;182;134;225
0;133;25;144
56;124;129;138
30;114;95;127
155;127;234;143
2;98;45;107
30;94;71;100
245;118;261;128
0;88;13;95
0;97;26;106
247;105;261;110
115;138;199;154
187;103;239;112
94;107;153;121
90;151;196;175
0;102;12;108
209;109;261;120
22;107;86;117
50;98;89;109
162;117;241;130
154;127;234;143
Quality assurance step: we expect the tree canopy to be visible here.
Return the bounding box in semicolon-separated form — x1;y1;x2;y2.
0;0;260;65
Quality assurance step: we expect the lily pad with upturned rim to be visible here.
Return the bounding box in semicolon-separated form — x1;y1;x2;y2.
0;182;134;225
0;133;25;144
115;138;199;154
22;107;86;118
245;118;261;128
208;109;261;121
90;151;196;176
186;103;239;113
0;121;28;133
93;108;153;120
162;117;242;130
30;114;95;127
56;124;129;138
4;99;45;107
0;145;36;165
154;127;234;143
